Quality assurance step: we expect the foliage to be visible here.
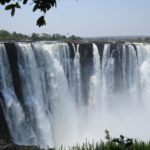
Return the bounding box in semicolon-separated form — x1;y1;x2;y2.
0;29;81;41
87;36;150;43
0;30;30;41
49;130;150;150
67;35;82;41
18;130;150;150
22;139;150;150
143;37;150;42
0;0;57;27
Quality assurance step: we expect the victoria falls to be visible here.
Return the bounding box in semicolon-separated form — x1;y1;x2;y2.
1;0;150;149
0;41;150;149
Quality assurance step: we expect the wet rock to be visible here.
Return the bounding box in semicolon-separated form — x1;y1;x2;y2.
0;139;42;150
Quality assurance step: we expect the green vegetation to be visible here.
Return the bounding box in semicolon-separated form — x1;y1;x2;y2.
13;130;150;150
0;29;150;43
57;130;150;150
0;29;81;41
86;36;150;43
0;30;30;41
143;37;150;43
0;0;57;27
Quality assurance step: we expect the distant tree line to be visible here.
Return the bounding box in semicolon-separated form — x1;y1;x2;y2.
0;30;81;41
86;36;150;43
141;37;150;43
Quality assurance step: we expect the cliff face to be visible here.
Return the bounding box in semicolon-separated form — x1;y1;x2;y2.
0;41;138;145
0;141;41;150
0;98;11;141
4;43;23;102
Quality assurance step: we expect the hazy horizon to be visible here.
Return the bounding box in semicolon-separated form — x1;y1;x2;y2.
0;0;150;37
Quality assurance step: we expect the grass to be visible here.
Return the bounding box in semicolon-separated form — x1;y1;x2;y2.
13;130;150;150
55;130;150;150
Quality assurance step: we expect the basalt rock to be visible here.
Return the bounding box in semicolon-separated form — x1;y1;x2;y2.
0;140;42;150
0;96;11;142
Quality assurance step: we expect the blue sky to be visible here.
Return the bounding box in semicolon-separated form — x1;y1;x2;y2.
0;0;150;37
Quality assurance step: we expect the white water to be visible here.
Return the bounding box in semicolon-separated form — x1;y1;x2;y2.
1;42;150;148
88;44;101;107
0;44;25;143
73;44;82;105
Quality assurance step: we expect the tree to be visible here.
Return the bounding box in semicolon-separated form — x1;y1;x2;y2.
68;35;81;40
0;0;57;27
31;33;40;41
0;30;30;40
0;29;81;41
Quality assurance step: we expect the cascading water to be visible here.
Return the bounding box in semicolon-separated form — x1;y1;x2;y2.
0;44;25;144
88;44;101;107
73;44;82;105
0;42;150;148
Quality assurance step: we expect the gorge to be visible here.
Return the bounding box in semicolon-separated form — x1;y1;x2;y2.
0;41;150;148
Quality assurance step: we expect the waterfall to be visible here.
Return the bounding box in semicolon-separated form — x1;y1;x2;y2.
88;43;101;107
73;44;82;104
139;44;150;108
16;43;54;146
0;44;25;144
0;42;150;148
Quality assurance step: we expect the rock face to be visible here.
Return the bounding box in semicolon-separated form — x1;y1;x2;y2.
0;139;41;150
0;140;41;150
4;43;24;105
78;43;93;104
0;101;11;142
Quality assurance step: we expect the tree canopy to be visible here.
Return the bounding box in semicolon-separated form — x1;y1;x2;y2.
0;29;81;41
0;0;57;27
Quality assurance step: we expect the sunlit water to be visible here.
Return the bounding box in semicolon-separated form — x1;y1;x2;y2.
0;42;150;148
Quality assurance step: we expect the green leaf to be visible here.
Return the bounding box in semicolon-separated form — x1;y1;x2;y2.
5;4;14;10
23;0;28;5
1;0;11;5
15;3;21;9
36;16;46;27
33;4;38;12
11;7;15;16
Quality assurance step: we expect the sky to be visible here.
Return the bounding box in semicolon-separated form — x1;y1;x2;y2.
0;0;150;37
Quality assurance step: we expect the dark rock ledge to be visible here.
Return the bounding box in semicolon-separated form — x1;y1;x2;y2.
0;139;43;150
